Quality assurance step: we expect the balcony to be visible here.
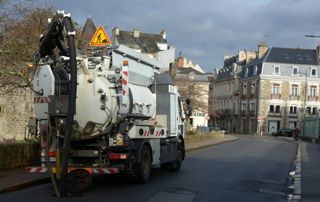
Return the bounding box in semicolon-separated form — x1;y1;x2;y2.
249;110;256;116
288;113;298;118
249;93;257;99
308;96;319;101
268;110;281;117
289;95;300;100
241;94;248;99
271;94;281;99
240;110;247;115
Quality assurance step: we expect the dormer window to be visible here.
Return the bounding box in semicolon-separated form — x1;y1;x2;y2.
273;65;280;75
189;72;195;80
292;66;298;75
311;68;317;77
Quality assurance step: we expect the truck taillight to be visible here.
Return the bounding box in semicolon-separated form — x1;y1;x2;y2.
109;153;129;160
48;151;56;157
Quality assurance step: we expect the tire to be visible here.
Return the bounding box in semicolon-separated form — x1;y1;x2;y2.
67;169;92;193
168;143;184;172
134;145;152;183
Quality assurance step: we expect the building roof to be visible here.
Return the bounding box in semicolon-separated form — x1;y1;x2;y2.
175;67;210;82
78;17;97;50
265;47;318;65
176;67;204;75
115;30;167;53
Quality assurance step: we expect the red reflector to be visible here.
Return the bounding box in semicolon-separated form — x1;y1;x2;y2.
48;151;56;157
109;153;128;160
123;60;129;66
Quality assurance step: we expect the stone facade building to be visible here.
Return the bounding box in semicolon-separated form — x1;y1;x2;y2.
240;46;320;135
210;47;257;133
211;43;320;135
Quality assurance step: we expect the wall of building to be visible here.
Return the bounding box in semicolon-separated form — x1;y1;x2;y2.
0;89;34;140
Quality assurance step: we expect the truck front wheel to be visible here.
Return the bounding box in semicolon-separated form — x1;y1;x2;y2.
134;145;151;183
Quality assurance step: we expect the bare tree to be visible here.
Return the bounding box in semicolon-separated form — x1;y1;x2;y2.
175;76;210;115
0;0;54;93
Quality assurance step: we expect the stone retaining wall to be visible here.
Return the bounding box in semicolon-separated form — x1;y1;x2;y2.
0;143;40;171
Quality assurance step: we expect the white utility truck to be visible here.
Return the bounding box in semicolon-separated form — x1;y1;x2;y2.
25;11;186;194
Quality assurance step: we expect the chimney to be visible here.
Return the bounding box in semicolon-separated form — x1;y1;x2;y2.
160;30;166;39
257;42;268;58
112;26;120;36
133;28;140;38
177;51;184;67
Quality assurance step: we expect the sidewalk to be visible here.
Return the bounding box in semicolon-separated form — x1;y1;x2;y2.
0;135;238;194
0;168;49;194
301;142;320;201
185;134;239;152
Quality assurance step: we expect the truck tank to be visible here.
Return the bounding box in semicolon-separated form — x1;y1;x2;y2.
34;45;159;141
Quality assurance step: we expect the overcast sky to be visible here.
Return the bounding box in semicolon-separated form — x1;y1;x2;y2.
40;0;320;72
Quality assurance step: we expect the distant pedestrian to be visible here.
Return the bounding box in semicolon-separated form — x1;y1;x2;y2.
293;127;300;141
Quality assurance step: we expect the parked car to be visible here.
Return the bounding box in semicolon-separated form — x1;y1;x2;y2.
272;128;293;137
210;126;227;134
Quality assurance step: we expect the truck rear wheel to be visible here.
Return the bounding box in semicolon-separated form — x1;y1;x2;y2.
67;169;92;193
134;145;151;183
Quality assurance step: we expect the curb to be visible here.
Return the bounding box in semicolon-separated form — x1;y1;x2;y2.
185;136;239;152
0;177;50;194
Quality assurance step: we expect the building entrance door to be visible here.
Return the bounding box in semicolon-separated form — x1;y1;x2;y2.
268;120;279;133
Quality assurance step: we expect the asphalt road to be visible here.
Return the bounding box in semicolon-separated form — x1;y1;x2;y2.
0;136;297;202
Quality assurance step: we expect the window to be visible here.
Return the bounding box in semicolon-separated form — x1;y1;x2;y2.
307;107;311;114
269;105;274;113
274;65;280;74
290;106;297;114
250;103;255;111
243;84;247;95
272;84;280;95
313;107;317;115
270;104;280;113
253;65;258;75
242;103;247;110
311;68;317;77
245;68;249;77
291;85;298;96
292;67;298;75
251;83;256;94
310;86;317;97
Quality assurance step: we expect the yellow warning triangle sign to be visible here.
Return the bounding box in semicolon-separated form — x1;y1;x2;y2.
90;25;112;46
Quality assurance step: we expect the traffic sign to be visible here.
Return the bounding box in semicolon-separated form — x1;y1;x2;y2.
90;25;111;46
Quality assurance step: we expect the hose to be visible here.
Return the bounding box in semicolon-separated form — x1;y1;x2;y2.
59;13;77;197
45;116;60;197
